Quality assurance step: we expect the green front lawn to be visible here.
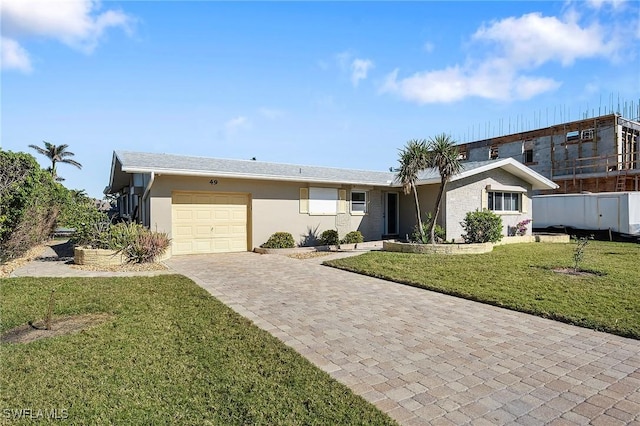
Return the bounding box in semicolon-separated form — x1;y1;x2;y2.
325;241;640;339
0;275;396;425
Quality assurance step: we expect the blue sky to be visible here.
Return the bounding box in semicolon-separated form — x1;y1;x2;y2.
2;0;639;198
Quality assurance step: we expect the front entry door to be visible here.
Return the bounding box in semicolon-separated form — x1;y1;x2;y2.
384;192;399;235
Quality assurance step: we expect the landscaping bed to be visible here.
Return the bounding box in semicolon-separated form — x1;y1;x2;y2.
0;275;395;425
325;241;640;339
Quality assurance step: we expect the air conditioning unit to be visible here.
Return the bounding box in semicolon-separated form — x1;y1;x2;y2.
581;129;594;140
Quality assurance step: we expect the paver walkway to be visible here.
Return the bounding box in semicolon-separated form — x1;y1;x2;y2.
10;242;172;278
166;252;640;426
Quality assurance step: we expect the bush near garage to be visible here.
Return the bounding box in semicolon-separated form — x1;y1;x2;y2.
319;229;339;246
341;231;364;245
261;232;296;249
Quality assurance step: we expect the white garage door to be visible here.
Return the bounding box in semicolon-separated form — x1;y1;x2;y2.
171;192;249;255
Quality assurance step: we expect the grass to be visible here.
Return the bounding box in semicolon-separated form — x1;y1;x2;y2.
0;275;396;425
325;241;640;340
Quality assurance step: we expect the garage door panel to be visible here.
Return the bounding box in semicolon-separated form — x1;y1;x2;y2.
231;224;246;234
174;225;193;237
231;239;246;250
214;209;231;220
193;240;213;252
174;241;193;253
231;210;246;220
211;224;230;234
174;209;194;220
195;210;213;220
194;225;212;238
172;192;248;255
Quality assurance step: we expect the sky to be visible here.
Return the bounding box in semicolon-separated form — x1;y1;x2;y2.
2;0;639;198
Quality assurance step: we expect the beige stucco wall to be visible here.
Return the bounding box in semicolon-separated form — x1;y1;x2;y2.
397;170;534;242
445;169;533;241
149;175;387;250
398;185;441;240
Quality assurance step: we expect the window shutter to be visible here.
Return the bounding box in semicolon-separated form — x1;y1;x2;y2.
338;189;347;214
481;189;488;210
521;193;529;213
299;188;309;213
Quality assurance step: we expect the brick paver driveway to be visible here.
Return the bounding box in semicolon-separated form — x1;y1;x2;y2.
165;252;640;425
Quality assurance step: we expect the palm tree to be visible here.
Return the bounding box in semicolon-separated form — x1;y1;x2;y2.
395;139;430;241
29;141;82;179
427;134;462;244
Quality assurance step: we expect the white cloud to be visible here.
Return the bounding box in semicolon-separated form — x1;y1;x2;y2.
585;0;626;10
381;11;618;104
472;12;617;67
1;36;31;72
334;51;374;87
351;58;374;87
1;0;132;72
380;65;560;104
225;116;249;134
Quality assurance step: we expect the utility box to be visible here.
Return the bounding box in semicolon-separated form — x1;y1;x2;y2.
533;192;640;236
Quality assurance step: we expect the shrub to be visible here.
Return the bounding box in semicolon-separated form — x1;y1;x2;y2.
510;218;532;236
299;225;321;247
0;151;65;262
70;214;111;248
411;213;445;244
461;209;503;243
58;190;110;247
572;236;590;272
108;222;147;250
261;232;296;249
123;230;171;263
319;229;339;246
341;231;363;244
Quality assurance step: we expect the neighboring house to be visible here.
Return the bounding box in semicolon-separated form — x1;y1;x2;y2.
457;114;640;194
105;151;557;255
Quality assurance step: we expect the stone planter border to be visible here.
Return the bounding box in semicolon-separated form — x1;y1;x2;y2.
74;247;126;266
384;233;571;255
383;241;494;255
74;247;171;266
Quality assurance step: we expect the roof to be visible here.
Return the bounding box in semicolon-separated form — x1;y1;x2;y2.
106;151;396;192
105;151;558;193
417;158;559;191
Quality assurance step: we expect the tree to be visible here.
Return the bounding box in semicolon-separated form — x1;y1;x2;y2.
427;134;462;244
28;141;82;180
0;151;65;261
395;139;430;240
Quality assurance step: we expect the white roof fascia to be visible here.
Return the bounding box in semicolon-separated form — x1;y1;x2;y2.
413;158;558;190
120;166;395;187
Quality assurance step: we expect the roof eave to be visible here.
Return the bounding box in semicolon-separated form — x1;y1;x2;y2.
104;152;120;194
414;158;558;190
121;166;395;187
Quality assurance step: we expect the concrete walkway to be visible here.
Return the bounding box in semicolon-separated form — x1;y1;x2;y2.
165;252;640;426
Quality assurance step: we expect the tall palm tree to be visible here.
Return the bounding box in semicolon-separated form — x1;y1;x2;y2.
395;139;430;240
427;134;462;244
28;141;82;179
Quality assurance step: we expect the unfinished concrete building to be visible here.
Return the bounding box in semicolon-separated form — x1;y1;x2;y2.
457;114;640;194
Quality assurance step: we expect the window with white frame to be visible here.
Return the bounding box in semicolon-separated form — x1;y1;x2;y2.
308;187;338;215
488;192;520;212
351;190;367;213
